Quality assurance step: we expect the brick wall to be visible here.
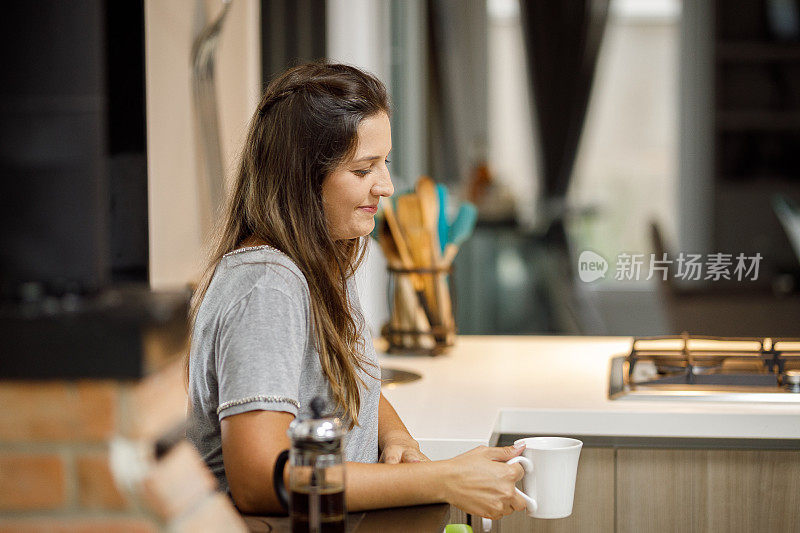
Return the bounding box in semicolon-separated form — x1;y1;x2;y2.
0;360;247;532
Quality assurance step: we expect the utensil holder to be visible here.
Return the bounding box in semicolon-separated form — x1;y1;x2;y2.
381;264;456;355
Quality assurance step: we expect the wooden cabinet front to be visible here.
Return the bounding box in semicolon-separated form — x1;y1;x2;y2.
617;449;800;533
491;447;800;533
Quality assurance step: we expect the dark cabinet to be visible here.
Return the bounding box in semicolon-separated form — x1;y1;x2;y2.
712;0;800;286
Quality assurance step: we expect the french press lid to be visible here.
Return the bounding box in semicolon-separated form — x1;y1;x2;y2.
287;397;345;447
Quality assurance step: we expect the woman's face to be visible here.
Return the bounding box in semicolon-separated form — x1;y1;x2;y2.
322;111;394;241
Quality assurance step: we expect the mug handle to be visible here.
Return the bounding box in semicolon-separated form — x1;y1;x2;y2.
506;456;537;513
481;456;538;532
273;449;290;512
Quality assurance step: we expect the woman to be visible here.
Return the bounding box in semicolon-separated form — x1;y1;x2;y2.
185;61;527;520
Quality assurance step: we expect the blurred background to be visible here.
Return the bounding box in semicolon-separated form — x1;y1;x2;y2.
3;0;800;351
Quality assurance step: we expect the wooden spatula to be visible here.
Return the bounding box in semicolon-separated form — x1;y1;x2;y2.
416;176;453;340
416;176;441;263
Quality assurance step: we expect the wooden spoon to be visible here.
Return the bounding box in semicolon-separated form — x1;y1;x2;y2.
416;176;453;340
382;198;420;289
415;176;441;262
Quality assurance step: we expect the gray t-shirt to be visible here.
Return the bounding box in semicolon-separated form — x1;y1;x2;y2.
186;245;380;492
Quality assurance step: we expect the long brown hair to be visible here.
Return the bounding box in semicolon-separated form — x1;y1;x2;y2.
188;62;390;426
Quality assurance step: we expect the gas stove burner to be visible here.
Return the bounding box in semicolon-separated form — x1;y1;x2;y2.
628;333;800;379
651;362;724;375
609;333;800;403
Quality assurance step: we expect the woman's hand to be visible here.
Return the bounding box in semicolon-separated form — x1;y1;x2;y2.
379;432;430;464
440;444;529;520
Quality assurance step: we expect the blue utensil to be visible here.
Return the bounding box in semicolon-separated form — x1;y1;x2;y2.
447;202;477;246
443;202;477;266
436;184;449;254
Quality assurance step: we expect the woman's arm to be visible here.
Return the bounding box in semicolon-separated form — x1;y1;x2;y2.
346;445;526;517
222;410;528;518
377;392;429;463
221;410;294;514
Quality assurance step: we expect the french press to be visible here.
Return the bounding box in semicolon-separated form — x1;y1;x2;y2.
273;397;347;533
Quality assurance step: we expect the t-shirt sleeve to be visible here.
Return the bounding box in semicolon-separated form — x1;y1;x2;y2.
215;284;308;421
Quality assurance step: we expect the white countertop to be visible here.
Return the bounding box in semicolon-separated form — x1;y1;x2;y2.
378;336;800;459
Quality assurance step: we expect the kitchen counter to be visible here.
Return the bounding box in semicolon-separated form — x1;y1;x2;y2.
241;503;450;532
378;336;800;459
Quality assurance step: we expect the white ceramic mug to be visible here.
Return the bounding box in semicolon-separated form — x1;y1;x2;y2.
509;437;583;519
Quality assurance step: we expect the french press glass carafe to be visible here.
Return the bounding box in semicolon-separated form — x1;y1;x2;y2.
274;397;346;533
